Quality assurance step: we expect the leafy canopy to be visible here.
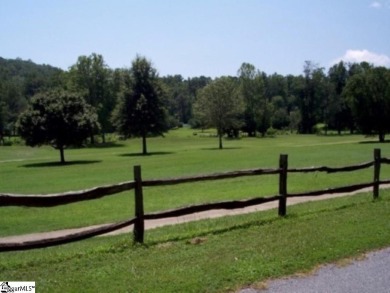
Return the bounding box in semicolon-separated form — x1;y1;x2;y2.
194;76;244;149
344;66;390;142
17;90;100;163
112;55;168;154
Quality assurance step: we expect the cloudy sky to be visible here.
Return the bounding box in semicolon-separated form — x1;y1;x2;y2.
1;0;389;77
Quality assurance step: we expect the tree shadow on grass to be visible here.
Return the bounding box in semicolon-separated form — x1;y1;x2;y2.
359;140;390;144
201;147;243;151
144;216;283;247
21;160;102;168
119;151;175;157
86;142;126;149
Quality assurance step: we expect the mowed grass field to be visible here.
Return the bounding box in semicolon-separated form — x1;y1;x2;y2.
1;128;390;292
0;128;390;236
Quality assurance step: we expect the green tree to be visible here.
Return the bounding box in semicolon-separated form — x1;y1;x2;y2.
288;109;301;133
270;96;290;129
194;76;243;149
2;79;27;135
187;76;212;128
284;75;302;133
326;61;353;134
69;53;114;143
264;73;287;100
112;56;168;155
160;74;191;127
298;61;328;133
0;94;5;144
17;90;100;163
344;66;390;142
237;63;266;137
0;57;65;137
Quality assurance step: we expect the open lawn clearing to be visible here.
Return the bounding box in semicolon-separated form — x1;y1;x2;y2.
0;191;389;292
1;129;390;237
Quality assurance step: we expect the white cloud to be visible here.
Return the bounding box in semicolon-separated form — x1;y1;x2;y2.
332;49;390;67
370;1;382;8
370;1;390;8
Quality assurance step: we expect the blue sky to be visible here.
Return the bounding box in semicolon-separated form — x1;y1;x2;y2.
1;0;389;77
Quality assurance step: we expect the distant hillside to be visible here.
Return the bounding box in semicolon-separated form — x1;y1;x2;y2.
0;57;65;135
0;57;64;96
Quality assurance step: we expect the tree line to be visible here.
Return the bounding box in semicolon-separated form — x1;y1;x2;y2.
0;54;389;160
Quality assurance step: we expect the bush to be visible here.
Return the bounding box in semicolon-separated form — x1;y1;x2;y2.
266;127;277;137
313;123;327;135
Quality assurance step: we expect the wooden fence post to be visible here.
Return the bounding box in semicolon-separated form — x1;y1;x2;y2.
278;154;288;216
133;165;145;243
373;148;381;199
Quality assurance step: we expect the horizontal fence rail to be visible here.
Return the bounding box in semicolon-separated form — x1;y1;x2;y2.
142;168;281;187
287;180;390;198
2;158;390;208
0;218;136;252
143;195;282;221
288;161;375;173
1;148;389;251
0;181;135;207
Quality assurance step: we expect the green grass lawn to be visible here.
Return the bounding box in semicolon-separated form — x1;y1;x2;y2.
1;128;390;236
1;129;390;292
1;191;389;292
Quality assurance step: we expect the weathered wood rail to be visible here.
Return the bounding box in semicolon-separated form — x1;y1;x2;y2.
1;148;389;251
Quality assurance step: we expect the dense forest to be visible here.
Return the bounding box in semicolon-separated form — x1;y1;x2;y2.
1;54;389;145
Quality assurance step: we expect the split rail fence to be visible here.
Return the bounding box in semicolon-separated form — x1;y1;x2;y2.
1;148;389;252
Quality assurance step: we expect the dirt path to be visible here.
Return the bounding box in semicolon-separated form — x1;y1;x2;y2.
1;185;389;245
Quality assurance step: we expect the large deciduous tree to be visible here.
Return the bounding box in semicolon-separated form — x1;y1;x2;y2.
326;61;353;134
112;56;168;155
344;66;390;142
298;61;328;133
69;53;114;143
194;76;243;149
237;63;266;137
237;63;275;137
17;90;100;163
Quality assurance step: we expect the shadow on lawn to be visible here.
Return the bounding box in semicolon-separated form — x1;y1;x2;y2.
119;151;175;157
21;160;102;168
85;142;126;149
359;140;390;144
144;200;363;247
201;147;243;151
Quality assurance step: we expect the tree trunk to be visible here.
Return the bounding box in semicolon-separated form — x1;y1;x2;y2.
59;146;65;164
142;134;147;155
218;131;223;149
379;132;385;143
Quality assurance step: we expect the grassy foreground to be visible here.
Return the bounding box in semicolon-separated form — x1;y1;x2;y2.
1;130;390;292
1;191;389;292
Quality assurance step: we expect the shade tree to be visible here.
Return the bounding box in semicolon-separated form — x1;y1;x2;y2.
69;53;114;143
112;56;168;155
17;90;100;163
298;61;328;133
237;63;268;136
194;76;244;149
344;66;390;142
326;61;353;134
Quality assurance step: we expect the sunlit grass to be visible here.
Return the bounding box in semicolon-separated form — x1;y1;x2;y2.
0;128;389;236
1;191;389;292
